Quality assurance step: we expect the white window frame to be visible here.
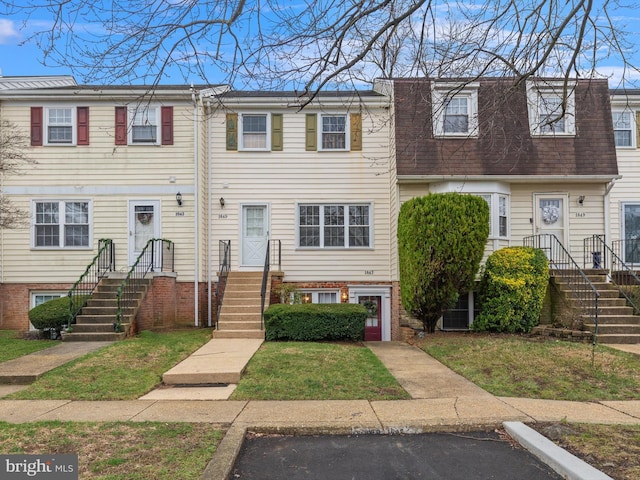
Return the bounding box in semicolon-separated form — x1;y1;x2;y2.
478;193;509;239
612;109;635;148
297;203;373;249
318;114;350;151
31;292;67;308
298;290;340;304
239;113;271;151
527;82;576;136
128;105;160;145
44;106;76;146
432;83;479;137
31;199;93;249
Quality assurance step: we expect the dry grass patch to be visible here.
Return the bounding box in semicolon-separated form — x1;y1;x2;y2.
0;421;222;479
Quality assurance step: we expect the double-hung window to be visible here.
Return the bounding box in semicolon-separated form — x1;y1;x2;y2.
241;114;269;150
479;194;509;239
528;82;576;136
432;83;479;137
320;115;347;150
298;203;371;248
300;290;339;304
33;200;91;248
131;107;158;143
613;110;634;147
46;107;74;144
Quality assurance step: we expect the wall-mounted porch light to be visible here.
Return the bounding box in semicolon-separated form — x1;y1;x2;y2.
578;195;585;206
219;197;225;208
176;192;183;206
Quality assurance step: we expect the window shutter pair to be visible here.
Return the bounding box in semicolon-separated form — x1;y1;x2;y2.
225;113;283;151
305;113;362;151
30;106;90;146
114;106;173;145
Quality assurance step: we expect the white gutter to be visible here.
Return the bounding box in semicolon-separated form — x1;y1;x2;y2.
207;99;213;327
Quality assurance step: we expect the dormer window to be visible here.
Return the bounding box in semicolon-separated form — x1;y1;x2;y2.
432;83;479;137
527;82;576;136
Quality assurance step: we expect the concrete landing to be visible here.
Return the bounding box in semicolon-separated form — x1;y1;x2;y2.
161;338;264;386
0;342;113;384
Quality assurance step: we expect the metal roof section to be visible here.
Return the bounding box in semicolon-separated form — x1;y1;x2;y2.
0;75;78;90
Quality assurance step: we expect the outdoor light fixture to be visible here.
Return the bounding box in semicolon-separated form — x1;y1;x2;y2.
176;192;183;206
578;195;585;206
219;197;225;208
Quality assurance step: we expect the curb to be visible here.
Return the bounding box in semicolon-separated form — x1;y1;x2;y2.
503;422;613;480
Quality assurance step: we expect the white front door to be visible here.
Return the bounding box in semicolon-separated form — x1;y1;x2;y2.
534;194;568;248
623;203;640;265
129;200;161;266
241;204;268;267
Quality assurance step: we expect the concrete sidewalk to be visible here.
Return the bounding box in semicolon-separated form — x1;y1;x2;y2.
1;338;639;479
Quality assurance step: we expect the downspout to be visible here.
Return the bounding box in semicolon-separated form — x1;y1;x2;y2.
604;178;617;247
192;85;199;327
207;99;213;327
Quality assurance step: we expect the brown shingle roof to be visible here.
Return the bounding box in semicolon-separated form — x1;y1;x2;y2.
394;78;618;177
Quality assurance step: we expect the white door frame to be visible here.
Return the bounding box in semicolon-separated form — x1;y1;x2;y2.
239;202;270;269
348;285;392;341
533;193;569;247
128;200;161;266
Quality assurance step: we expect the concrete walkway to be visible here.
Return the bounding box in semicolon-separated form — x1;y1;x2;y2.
1;338;639;479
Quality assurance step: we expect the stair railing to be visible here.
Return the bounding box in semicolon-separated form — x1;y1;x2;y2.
259;239;282;329
215;240;231;330
524;234;600;344
68;238;115;324
115;239;174;332
587;235;640;314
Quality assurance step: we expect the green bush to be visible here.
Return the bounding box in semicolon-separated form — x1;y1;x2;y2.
28;295;83;331
473;247;549;333
264;303;368;341
398;192;490;333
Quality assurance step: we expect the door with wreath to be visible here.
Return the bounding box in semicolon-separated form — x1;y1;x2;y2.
534;194;568;255
359;295;382;341
129;200;161;268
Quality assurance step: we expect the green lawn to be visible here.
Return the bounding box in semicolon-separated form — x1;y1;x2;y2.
230;341;410;400
0;330;59;363
6;329;212;400
419;333;640;401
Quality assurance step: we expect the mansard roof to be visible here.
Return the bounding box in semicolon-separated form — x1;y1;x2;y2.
394;77;618;180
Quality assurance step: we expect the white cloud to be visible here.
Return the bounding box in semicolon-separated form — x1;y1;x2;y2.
0;18;19;45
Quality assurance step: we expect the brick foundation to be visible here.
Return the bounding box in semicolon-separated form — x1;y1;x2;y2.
0;282;73;330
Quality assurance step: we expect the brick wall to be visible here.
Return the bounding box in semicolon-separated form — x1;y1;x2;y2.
0;283;72;331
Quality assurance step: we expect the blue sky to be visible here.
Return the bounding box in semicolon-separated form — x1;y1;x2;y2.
2;2;640;88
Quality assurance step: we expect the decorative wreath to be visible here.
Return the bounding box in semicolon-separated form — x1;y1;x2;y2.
541;205;559;225
137;212;153;225
362;300;378;317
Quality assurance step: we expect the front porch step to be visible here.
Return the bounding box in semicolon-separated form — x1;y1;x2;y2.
71;323;130;334
213;330;265;339
598;334;640;344
585;323;640;335
214;271;268;339
62;332;126;342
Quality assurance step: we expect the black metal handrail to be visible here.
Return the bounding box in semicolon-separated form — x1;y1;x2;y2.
271;239;282;271
68;238;115;324
215;240;231;330
612;238;640;268
115;239;174;331
524;234;600;344
586;235;640;314
260;240;271;330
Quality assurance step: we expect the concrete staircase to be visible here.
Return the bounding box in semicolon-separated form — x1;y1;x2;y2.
62;276;149;342
553;270;640;344
214;271;266;339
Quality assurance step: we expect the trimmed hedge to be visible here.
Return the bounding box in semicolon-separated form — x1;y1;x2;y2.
473;247;549;333
28;295;84;331
264;303;368;341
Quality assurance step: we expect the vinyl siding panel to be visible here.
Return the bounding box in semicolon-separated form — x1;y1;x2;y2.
0;100;198;283
209;104;392;282
608;148;640;244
